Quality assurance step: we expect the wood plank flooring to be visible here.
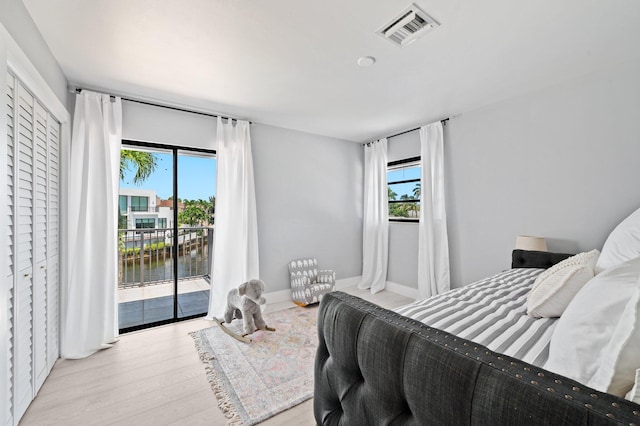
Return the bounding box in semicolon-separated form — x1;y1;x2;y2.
20;288;412;426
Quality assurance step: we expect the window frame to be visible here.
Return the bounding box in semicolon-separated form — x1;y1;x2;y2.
130;195;149;212
135;218;155;229
119;139;216;333
387;156;421;223
119;195;128;214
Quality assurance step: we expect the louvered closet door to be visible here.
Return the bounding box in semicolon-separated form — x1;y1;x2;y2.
13;77;35;422
46;113;59;370
32;101;48;391
6;71;16;426
5;72;61;425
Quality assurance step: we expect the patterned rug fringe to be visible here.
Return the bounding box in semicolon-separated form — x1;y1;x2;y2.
190;330;242;425
189;307;318;425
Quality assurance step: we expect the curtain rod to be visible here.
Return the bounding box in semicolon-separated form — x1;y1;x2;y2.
71;87;251;124
364;117;449;146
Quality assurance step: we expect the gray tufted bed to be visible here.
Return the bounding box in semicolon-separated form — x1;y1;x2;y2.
314;291;640;425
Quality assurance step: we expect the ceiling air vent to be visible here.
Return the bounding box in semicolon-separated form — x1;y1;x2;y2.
377;3;439;47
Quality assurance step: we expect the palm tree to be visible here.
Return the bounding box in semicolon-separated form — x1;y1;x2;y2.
388;187;398;201
208;196;216;224
120;150;158;185
118;149;158;286
178;204;208;227
412;183;421;199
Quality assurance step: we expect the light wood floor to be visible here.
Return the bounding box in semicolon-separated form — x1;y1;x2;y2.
20;288;412;426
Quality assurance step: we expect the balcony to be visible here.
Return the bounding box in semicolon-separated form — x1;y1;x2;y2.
118;227;212;330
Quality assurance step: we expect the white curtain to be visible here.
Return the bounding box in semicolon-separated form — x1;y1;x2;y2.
61;91;122;359
417;122;450;299
206;118;259;319
358;138;389;294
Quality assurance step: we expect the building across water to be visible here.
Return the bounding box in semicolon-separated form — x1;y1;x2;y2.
119;188;183;230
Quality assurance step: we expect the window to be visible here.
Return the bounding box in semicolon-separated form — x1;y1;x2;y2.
388;157;421;222
119;195;128;214
130;196;149;212
135;218;155;229
158;218;167;229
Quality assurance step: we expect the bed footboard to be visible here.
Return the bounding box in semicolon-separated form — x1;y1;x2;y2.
314;291;640;425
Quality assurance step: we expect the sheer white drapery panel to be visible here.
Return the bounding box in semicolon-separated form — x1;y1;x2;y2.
418;122;450;298
62;91;121;359
358;138;389;294
206;118;259;319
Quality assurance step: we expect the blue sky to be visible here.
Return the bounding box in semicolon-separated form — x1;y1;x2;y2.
120;152;217;201
388;165;421;199
120;151;418;201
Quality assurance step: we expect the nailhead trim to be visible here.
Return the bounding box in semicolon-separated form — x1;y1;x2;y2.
334;292;640;426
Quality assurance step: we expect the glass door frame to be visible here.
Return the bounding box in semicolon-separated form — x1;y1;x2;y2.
119;139;216;333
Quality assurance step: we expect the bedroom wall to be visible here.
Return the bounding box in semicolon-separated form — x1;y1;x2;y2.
0;0;68;105
121;107;363;296
446;58;640;287
385;58;640;293
251;123;363;292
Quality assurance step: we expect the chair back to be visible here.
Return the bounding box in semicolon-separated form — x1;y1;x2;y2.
288;258;319;282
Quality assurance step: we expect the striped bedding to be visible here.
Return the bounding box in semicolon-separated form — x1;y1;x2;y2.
395;268;556;368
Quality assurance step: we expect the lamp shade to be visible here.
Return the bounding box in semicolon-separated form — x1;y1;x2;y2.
515;235;548;252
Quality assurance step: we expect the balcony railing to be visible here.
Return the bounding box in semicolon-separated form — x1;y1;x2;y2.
118;227;213;289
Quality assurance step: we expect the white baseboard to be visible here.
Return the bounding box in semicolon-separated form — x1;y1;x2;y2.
339;275;419;300
264;288;294;305
385;281;419;300
335;276;361;290
264;276;362;304
264;276;420;304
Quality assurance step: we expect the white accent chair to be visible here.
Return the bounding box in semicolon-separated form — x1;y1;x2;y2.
288;258;335;306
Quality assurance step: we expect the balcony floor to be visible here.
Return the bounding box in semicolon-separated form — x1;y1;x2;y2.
118;278;210;329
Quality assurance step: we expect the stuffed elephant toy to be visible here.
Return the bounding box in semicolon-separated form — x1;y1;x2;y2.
224;279;273;335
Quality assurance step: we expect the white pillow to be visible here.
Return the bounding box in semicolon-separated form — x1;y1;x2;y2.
588;276;640;396
544;256;640;389
595;207;640;274
625;369;640;404
527;250;600;318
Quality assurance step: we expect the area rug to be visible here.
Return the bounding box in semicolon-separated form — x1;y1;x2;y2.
190;306;318;425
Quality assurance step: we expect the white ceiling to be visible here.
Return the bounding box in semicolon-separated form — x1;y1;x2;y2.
22;0;640;142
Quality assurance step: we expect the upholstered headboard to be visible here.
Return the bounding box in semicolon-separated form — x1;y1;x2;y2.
314;291;640;425
511;249;573;269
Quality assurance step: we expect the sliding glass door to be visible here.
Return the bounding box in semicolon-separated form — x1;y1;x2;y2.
177;151;216;318
118;141;216;332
